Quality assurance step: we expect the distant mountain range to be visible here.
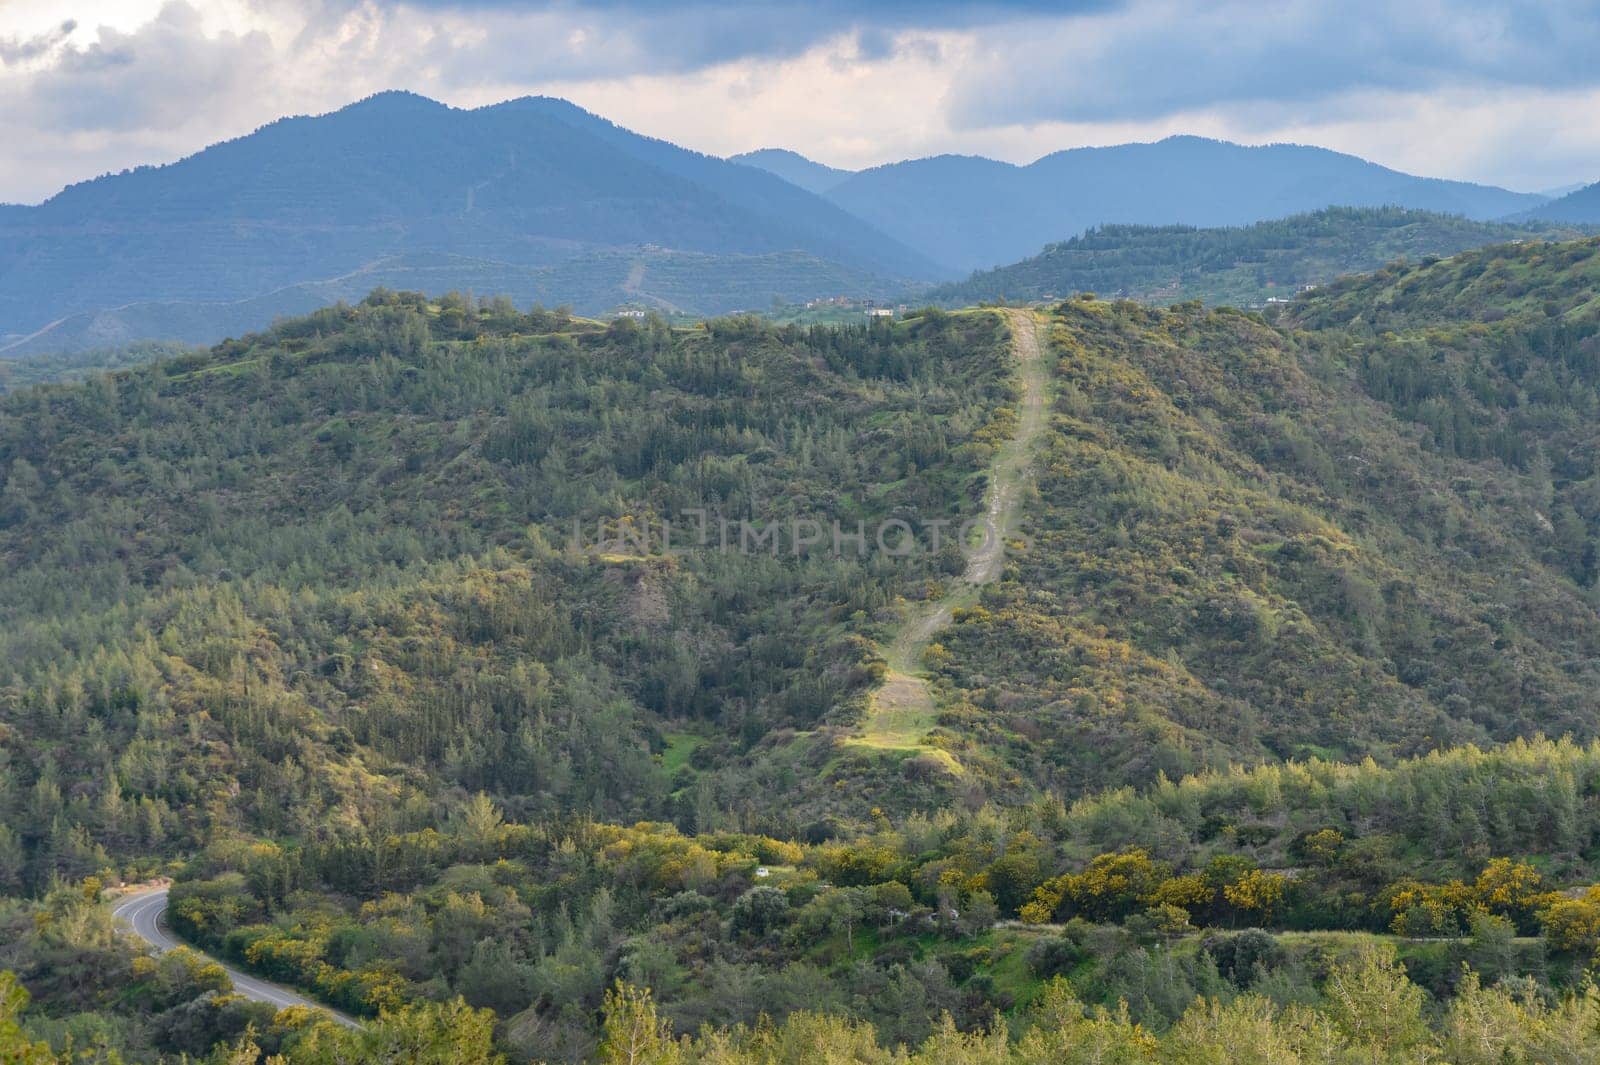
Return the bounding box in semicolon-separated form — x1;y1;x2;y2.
748;138;1551;274
4;92;1596;356
1524;181;1600;224
0;92;934;354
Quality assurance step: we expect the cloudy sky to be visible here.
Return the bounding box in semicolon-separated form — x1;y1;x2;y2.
2;0;1598;204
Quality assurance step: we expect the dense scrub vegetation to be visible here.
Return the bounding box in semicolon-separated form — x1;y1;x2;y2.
927;207;1587;309
0;291;1011;896
0;342;197;394
125;738;1600;1040
928;287;1600;796
17;743;1600;1063
10;238;1600;1060
16;936;1600;1065
1294;238;1600;581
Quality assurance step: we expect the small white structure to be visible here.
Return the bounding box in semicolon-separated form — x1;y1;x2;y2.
866;308;894;319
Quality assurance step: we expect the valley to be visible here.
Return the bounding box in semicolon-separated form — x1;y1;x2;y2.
6;237;1600;1063
7;2;1600;1058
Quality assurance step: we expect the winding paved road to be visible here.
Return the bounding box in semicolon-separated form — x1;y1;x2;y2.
112;888;360;1028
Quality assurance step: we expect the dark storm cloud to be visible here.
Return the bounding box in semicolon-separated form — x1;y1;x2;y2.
945;0;1600;127
384;0;1116;72
378;0;1600;117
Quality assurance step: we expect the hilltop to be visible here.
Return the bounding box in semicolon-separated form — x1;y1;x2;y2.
5;242;1600;832
1293;232;1600;329
926;207;1587;308
729;148;854;194
0;295;1012;854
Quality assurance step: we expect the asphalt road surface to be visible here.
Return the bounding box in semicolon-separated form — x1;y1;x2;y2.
111;888;360;1028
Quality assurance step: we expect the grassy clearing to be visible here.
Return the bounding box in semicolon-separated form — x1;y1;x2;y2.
660;733;704;776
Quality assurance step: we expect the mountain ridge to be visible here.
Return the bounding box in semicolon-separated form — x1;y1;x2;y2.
728;147;854;194
823;134;1549;272
0;91;940;347
1525;179;1600;223
1;94;1568;359
0;247;896;357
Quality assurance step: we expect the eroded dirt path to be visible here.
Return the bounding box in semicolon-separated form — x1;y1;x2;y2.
847;309;1049;766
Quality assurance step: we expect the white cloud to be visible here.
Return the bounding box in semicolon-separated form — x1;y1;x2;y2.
0;0;1596;204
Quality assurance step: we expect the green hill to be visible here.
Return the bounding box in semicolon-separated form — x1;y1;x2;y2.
905;280;1600;801
927;207;1585;308
1293;231;1600;329
11;243;1600;1059
0;295;1010;865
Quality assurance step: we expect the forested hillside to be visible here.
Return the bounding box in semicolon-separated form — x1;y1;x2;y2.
9;242;1600;1061
1525;179;1600;223
927;207;1584;309
0;293;1011;887
0;342;195;394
